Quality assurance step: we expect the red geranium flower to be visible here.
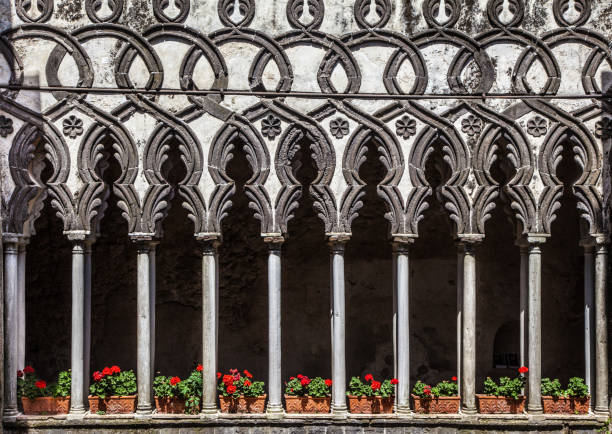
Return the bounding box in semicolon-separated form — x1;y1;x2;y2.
93;371;103;382
222;375;233;385
111;365;121;374
243;370;253;379
230;369;238;374
170;376;181;386
300;377;311;387
197;364;203;372
102;367;112;376
244;379;252;387
390;378;398;385
23;366;34;374
424;386;432;395
290;376;295;380
518;366;529;374
297;374;303;379
371;381;381;391
364;374;374;382
227;384;237;394
451;376;457;381
217;372;222;379
325;379;332;387
35;380;46;389
17;370;23;378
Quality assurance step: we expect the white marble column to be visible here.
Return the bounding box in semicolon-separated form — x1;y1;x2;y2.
17;241;27;371
460;241;477;414
519;242;528;395
3;240;20;417
135;239;155;415
527;236;546;414
83;242;92;402
266;238;283;417
148;243;157;385
594;242;608;414
69;240;87;414
330;239;347;416
456;244;464;393
201;239;219;416
582;243;595;411
394;241;411;414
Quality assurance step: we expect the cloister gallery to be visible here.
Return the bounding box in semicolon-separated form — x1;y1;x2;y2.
0;0;612;432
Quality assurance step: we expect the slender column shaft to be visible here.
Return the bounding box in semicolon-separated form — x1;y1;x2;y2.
456;245;463;392
594;243;608;414
583;245;595;410
330;241;347;415
4;242;19;416
17;243;26;371
201;241;219;415
527;239;543;414
83;244;92;400
267;241;283;416
519;245;528;369
149;245;156;382
461;243;477;414
70;241;86;414
136;241;153;414
395;242;410;413
392;251;398;381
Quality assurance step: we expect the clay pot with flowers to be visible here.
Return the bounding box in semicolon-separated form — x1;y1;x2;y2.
218;369;266;413
284;375;332;413
541;377;590;414
476;366;527;414
17;367;71;415
411;377;459;414
89;366;137;414
154;364;203;414
347;374;396;414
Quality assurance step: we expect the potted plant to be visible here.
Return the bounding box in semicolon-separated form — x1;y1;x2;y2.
477;367;527;414
218;369;266;413
347;374;396;414
154;364;203;414
18;367;71;415
89;366;137;414
541;377;589;414
284;375;332;413
411;377;459;414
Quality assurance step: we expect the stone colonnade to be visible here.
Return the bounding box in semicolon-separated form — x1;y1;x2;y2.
2;227;609;418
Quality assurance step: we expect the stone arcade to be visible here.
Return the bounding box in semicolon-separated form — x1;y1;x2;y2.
1;0;612;432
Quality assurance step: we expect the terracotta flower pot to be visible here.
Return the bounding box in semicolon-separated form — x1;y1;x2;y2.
88;395;137;414
411;395;460;414
542;396;590;414
21;396;70;415
476;395;525;414
218;395;267;413
347;395;394;414
154;396;186;414
284;395;331;413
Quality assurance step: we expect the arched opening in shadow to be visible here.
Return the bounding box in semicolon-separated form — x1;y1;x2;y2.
410;139;456;386
218;137;268;380
90;135;136;371
155;136;201;377
345;137;393;380
25;136;72;381
492;321;520;369
541;136;583;383
283;134;330;379
479;137;521;384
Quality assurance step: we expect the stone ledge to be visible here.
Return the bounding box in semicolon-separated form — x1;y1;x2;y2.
3;414;609;433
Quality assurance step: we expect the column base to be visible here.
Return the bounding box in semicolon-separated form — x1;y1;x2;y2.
266;403;284;418
67;409;87;420
331;404;348;418
135;404;153;417
3;408;19;419
527;406;543;415
200;405;219;419
594;407;609;416
461;407;477;415
394;404;411;416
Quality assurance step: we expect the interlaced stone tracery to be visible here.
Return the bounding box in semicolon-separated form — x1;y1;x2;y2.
0;0;611;427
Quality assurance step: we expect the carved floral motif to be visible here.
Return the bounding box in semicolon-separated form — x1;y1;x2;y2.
395;116;417;140
62;115;84;139
330;118;350;139
0;115;14;137
261;115;282;140
461;115;483;138
527;116;548;137
595;119;612;140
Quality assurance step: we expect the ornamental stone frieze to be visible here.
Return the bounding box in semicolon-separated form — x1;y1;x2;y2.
0;0;610;243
